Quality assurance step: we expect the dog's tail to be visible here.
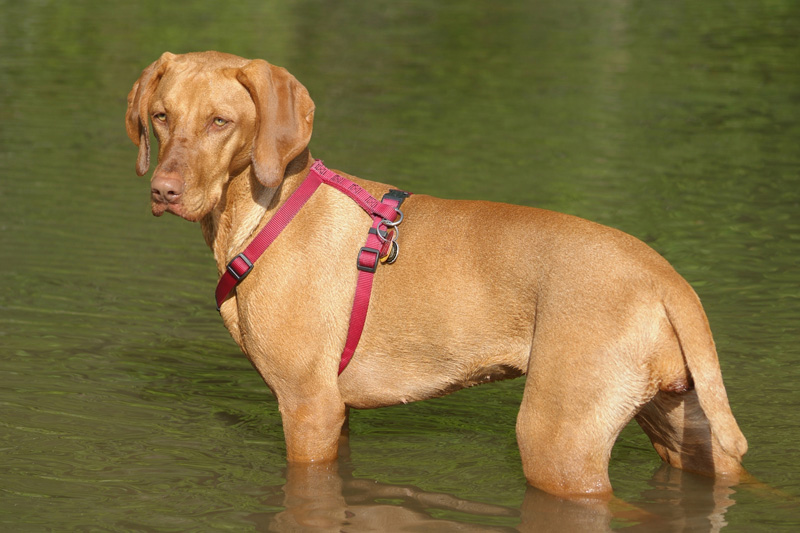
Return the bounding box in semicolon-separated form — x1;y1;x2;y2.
663;278;748;462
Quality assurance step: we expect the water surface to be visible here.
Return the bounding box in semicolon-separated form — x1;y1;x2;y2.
1;0;799;530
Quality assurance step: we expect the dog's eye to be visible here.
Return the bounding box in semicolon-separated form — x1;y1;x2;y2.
213;117;228;127
153;112;167;122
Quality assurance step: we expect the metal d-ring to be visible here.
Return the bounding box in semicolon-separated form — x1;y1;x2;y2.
381;208;404;227
376;225;399;244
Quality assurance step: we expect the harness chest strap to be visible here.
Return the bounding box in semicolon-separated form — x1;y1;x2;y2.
214;160;410;375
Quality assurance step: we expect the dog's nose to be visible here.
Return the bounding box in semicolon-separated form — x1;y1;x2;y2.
151;173;184;204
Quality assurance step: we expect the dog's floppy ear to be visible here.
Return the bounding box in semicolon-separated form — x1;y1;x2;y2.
236;60;315;188
125;52;175;176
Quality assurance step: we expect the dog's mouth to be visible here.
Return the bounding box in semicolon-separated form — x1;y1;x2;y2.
151;201;170;217
151;197;208;222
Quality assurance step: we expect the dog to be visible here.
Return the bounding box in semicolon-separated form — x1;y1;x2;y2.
125;51;747;499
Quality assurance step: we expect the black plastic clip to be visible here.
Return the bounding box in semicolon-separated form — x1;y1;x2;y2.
226;253;254;282
357;247;380;273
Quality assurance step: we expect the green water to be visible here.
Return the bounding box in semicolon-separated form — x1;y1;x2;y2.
2;0;799;530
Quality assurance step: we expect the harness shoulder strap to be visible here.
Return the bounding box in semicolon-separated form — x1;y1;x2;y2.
215;172;323;310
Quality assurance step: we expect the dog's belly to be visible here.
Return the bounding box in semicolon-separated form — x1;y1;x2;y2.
338;344;529;409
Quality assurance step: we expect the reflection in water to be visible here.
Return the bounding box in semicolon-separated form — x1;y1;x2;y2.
252;432;519;531
248;433;742;532
623;466;738;533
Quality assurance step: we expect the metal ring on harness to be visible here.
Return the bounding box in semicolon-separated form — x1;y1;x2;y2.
381;208;404;227
376;225;399;244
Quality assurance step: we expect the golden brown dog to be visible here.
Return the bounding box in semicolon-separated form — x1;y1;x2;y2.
126;51;747;499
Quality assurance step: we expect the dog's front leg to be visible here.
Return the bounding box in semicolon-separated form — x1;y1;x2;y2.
277;384;347;463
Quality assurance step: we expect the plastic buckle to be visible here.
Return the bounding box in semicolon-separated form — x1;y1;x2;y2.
226;253;254;282
357;247;380;273
382;189;411;205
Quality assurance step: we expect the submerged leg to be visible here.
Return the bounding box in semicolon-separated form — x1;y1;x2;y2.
278;385;347;464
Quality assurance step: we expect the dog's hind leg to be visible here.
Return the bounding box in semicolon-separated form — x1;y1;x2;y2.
515;333;653;499
514;292;675;499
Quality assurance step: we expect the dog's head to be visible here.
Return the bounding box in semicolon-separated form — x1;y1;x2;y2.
125;51;315;221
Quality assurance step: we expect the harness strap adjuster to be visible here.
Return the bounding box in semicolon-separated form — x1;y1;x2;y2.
227;253;254;281
357;247;381;273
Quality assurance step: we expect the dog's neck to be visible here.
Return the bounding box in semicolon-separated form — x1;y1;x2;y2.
201;150;314;275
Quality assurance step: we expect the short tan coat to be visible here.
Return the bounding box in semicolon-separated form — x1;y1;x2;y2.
126;51;746;499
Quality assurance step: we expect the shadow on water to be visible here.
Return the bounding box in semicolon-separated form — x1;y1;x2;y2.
249;432;751;532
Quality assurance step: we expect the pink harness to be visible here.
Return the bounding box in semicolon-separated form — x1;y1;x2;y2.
215;160;410;375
